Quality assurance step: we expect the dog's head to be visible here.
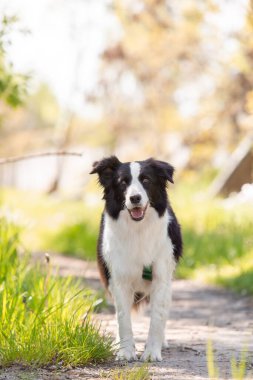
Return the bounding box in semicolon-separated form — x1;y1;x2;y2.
90;156;174;221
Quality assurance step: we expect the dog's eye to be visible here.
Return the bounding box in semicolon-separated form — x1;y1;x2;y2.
142;178;150;185
120;180;127;189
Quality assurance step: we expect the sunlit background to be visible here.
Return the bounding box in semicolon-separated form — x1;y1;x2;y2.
0;0;253;294
0;0;253;379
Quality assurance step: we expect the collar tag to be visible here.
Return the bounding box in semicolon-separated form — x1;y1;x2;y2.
142;265;153;281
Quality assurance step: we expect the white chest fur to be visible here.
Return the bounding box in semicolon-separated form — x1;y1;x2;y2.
102;206;174;290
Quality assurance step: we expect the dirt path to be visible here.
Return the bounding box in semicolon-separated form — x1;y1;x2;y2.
1;255;253;380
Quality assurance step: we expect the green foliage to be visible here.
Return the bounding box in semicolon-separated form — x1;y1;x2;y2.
105;364;150;380
178;222;251;276
231;351;247;380
0;217;113;367
0;188;101;261
206;341;248;380
0;15;29;107
206;341;219;379
49;221;97;261
171;183;253;295
217;268;253;296
1;186;253;295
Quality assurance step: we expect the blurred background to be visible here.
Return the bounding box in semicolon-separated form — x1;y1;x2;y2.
0;0;253;294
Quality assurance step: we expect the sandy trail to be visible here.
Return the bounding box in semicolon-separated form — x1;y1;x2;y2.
1;254;253;380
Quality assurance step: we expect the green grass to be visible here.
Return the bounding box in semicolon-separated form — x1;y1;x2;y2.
217;268;253;296
0;217;113;367
103;364;150;380
0;188;100;260
207;341;248;380
49;221;97;260
1;184;253;295
169;179;253;294
173;189;253;295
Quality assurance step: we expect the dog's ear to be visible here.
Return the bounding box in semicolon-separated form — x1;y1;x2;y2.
90;156;121;187
148;158;174;184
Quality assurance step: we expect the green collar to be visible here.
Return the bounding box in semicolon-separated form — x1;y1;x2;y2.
142;265;153;281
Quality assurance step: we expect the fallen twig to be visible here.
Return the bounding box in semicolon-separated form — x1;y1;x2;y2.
181;346;201;355
0;151;83;165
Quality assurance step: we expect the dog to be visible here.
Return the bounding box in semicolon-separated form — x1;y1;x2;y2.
90;156;182;362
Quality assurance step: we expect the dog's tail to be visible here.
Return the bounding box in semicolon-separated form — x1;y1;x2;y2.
132;292;150;311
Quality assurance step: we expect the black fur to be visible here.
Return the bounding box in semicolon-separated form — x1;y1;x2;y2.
138;158;174;217
90;156;130;219
97;213;111;287
167;205;183;262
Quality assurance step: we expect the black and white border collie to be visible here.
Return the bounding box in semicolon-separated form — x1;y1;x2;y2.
90;156;182;362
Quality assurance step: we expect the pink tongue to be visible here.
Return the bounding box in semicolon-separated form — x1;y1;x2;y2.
131;208;143;219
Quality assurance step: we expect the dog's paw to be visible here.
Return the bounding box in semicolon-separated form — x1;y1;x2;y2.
140;346;162;362
116;347;138;362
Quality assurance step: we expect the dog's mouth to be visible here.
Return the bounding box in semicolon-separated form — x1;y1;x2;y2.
128;204;148;221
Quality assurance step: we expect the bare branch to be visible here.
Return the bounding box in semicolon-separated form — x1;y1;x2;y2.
0;151;83;165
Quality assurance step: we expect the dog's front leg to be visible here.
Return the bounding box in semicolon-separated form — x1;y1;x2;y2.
110;279;137;361
141;263;173;362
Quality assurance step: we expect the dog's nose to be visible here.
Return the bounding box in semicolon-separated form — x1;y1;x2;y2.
130;194;141;204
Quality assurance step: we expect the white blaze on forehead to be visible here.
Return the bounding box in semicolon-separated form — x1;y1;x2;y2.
125;162;149;209
130;161;141;181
